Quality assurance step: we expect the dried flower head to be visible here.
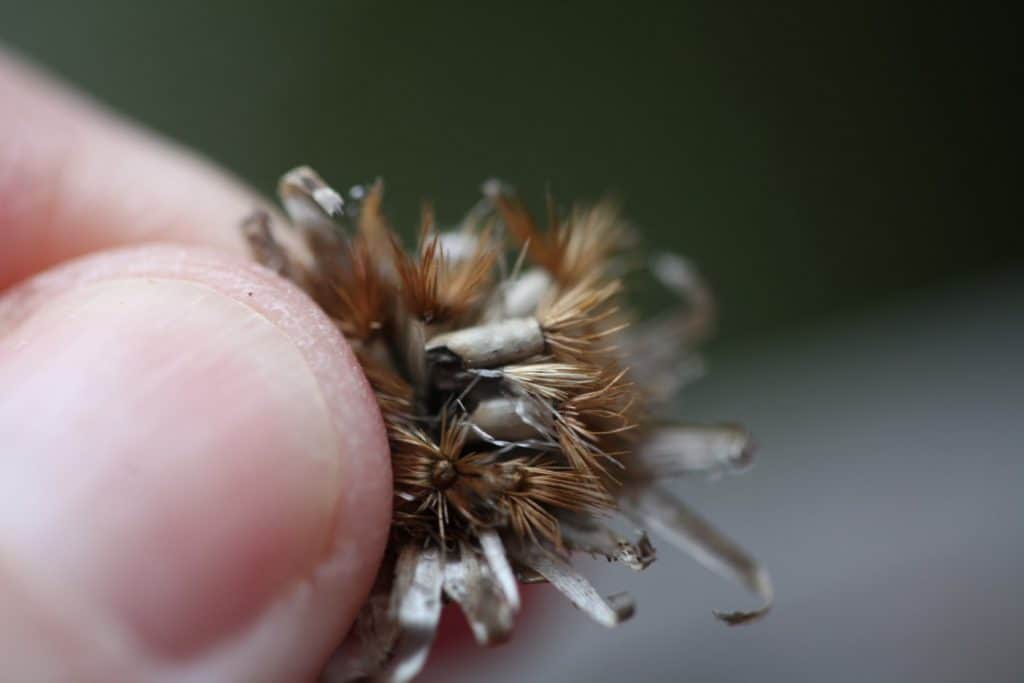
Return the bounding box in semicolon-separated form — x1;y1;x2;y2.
240;166;772;682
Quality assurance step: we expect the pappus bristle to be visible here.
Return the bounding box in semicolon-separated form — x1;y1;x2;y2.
538;278;625;359
435;226;498;318
549;368;638;479
557;199;630;283
487;183;629;284
497;361;602;403
389;205;443;323
330;237;388;340
500;456;614;547
358;355;414;422
391;203;497;324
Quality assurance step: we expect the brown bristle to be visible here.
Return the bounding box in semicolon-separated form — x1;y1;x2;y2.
359;356;414;420
558;199;629;282
390;205;497;324
490;190;560;275
549;368;639;480
539;278;625;359
499;361;602;403
357;179;391;249
331;237;388;340
436;226;498;318
389;230;442;324
491;186;629;284
513;457;614;514
501;458;614;547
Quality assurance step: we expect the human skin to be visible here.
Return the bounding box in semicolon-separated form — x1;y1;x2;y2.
0;49;393;681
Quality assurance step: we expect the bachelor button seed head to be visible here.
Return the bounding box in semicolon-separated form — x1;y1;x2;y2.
241;167;773;683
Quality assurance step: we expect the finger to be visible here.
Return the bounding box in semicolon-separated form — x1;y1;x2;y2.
0;245;391;681
0;48;264;290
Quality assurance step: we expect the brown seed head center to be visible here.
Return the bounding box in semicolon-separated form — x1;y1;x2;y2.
432;459;457;489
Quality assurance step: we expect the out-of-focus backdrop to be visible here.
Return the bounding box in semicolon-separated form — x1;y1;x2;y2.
2;2;1020;681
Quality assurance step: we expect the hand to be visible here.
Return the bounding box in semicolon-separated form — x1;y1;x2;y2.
0;49;392;681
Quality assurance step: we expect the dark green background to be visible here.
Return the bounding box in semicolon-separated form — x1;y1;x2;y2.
1;1;1019;340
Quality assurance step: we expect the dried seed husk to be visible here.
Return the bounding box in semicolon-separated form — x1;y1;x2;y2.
426;318;545;369
278;165;347;229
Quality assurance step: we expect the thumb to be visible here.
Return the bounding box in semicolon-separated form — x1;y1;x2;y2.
0;245;391;682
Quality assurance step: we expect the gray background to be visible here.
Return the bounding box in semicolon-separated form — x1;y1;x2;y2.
2;2;1021;681
436;271;1024;682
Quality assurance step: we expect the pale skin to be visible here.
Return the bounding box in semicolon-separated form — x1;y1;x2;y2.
0;49;393;681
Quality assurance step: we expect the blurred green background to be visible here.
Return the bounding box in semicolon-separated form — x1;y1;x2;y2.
2;1;1018;341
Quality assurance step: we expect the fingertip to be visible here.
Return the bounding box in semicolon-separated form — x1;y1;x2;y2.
0;48;269;289
0;245;391;679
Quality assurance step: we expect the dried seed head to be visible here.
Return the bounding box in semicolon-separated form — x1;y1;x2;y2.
242;167;772;682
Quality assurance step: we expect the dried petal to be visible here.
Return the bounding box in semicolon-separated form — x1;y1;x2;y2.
381;544;445;682
443;543;515;645
620;486;772;625
278;165;346;230
635;424;756;479
618;253;716;405
517;545;635;627
559;514;656;570
477;529;521;611
650;252;715;343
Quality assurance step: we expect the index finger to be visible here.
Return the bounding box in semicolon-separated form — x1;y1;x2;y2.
0;48;263;290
